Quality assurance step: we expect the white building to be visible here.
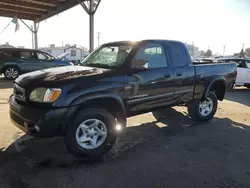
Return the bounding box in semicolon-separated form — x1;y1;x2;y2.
39;44;89;62
0;42;15;48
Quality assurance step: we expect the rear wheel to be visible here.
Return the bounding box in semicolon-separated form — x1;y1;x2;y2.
4;67;20;80
64;108;117;159
188;92;218;122
227;81;235;91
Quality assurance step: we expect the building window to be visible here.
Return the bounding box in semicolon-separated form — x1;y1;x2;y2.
71;50;76;57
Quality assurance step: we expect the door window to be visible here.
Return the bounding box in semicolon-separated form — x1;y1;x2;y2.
1;50;14;58
37;52;48;60
71;50;76;57
132;43;168;69
2;50;20;58
20;51;37;60
245;60;250;68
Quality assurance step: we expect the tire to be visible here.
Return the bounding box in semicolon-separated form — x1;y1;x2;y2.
227;81;235;91
244;84;250;89
3;66;20;80
64;108;117;159
187;92;218;122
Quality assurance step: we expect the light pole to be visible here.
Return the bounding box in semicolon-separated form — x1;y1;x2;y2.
191;41;194;57
223;45;226;56
97;32;101;46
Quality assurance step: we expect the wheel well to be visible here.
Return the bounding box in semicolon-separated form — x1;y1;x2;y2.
80;98;126;126
3;65;21;72
210;81;226;101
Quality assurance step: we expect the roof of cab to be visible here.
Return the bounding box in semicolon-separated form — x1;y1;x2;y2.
103;39;183;46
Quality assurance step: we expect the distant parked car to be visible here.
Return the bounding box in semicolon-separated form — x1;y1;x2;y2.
214;57;250;88
0;48;71;80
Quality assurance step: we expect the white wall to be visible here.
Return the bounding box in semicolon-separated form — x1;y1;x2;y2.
42;49;64;58
65;47;82;61
40;46;88;61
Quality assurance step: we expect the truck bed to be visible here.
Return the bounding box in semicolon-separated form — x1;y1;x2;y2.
193;62;237;99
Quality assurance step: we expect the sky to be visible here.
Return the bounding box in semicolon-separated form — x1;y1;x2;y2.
0;0;250;55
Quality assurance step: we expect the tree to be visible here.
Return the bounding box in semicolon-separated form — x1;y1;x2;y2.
245;48;250;57
239;49;245;57
204;49;212;57
199;50;205;57
233;53;239;57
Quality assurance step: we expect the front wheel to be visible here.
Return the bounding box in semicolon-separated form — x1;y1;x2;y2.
4;67;20;80
188;92;218;122
64;108;117;159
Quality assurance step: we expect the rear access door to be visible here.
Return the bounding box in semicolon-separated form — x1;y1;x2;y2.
165;41;195;104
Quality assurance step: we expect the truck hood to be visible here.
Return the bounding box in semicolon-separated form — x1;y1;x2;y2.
15;66;107;87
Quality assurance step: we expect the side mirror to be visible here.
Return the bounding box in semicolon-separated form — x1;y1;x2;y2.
133;59;148;69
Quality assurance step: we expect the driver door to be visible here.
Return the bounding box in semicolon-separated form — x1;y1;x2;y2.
126;42;175;114
19;50;43;72
36;51;56;69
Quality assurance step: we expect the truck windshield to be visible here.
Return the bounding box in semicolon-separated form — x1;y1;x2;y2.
81;43;133;69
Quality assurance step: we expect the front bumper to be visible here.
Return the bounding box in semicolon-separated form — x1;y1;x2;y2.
9;95;70;137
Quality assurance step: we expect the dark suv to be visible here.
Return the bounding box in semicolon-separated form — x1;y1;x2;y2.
0;48;71;80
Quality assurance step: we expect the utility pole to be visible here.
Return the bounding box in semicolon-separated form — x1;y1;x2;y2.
33;21;38;49
242;43;245;51
223;45;226;56
192;41;194;57
97;32;101;46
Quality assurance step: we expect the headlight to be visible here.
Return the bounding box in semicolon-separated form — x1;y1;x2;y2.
69;62;74;65
29;88;62;103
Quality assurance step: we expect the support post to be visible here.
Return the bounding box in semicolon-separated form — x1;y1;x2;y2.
31;25;34;49
89;0;94;52
78;0;101;52
34;21;38;49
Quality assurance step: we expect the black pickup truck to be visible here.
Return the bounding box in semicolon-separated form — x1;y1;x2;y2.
9;40;237;158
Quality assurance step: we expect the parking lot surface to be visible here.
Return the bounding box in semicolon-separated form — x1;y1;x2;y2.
0;76;250;188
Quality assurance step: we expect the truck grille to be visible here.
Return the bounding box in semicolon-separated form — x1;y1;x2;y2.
14;83;26;102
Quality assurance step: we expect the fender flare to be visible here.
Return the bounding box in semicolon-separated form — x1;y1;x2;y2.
65;92;126;130
204;76;226;99
2;63;21;72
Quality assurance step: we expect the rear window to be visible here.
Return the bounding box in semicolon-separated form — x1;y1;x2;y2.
167;42;189;67
0;50;21;58
246;61;250;68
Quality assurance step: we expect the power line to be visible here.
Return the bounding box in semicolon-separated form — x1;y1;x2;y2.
0;20;12;36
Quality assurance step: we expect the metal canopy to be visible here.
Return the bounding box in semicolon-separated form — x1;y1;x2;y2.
0;0;82;22
0;0;101;51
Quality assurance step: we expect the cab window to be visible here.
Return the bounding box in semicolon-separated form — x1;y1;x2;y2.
36;52;53;60
20;51;37;59
37;52;47;60
132;43;168;69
